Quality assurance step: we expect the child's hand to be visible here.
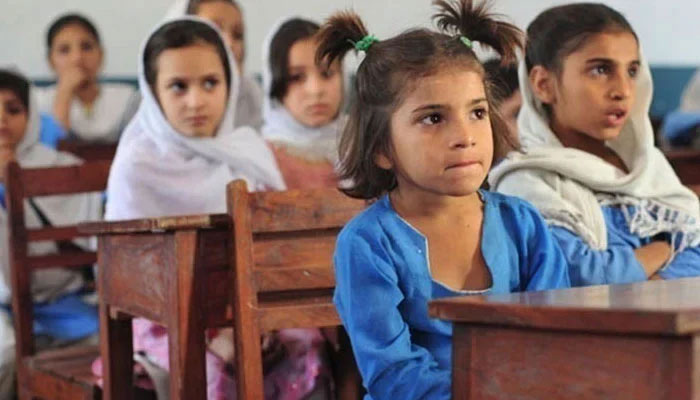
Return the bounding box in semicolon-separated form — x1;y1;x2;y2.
208;328;235;363
57;66;88;94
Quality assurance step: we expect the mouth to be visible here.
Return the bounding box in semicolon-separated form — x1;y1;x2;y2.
186;116;209;126
308;103;331;114
605;109;628;127
445;160;480;170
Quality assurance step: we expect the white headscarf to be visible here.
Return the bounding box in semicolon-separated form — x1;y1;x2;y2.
0;69;102;303
105;17;284;221
489;54;700;257
261;16;350;164
165;0;264;130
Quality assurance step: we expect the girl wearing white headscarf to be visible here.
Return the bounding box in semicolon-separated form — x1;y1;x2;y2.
0;68;102;398
165;0;264;130
261;17;349;190
489;4;700;286
102;17;328;399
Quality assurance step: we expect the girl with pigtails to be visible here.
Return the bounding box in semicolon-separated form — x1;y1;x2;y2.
318;0;571;398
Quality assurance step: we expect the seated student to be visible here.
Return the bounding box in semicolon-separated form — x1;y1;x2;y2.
316;1;571;398
262;17;346;189
489;3;700;286
103;17;328;399
35;14;137;144
484;59;521;142
166;0;264;130
661;69;700;148
0;69;102;398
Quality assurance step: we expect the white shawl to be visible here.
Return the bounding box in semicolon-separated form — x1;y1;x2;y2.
105;17;285;221
261;16;350;164
489;56;700;255
1;70;102;303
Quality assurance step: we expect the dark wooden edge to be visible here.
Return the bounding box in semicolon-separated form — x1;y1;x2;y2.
428;299;700;336
78;213;230;235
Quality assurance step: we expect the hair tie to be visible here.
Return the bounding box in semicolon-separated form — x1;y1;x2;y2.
351;34;379;52
459;35;473;49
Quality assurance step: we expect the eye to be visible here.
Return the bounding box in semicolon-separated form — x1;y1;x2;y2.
203;78;219;90
628;65;639;79
470;107;489;120
288;73;304;83
591;64;610;76
57;44;70;55
80;41;95;52
233;29;244;41
420;113;444;126
6;103;25;115
321;68;337;79
168;81;187;94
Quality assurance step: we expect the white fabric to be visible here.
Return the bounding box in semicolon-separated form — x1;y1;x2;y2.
489;56;700;255
681;69;700;112
0;71;102;304
261;16;350;164
105;16;285;221
35;83;137;142
165;0;264;130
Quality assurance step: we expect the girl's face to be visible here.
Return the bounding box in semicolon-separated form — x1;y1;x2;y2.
0;90;28;150
196;1;245;71
154;43;228;138
531;31;640;142
49;24;103;83
282;38;343;128
378;68;493;199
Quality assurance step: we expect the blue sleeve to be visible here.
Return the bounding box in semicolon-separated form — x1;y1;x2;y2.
550;226;647;286
658;244;700;279
39;113;67;149
519;205;571;291
333;229;450;400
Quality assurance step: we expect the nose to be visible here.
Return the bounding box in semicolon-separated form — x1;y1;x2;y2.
449;115;476;149
306;73;324;98
185;87;206;109
610;71;633;101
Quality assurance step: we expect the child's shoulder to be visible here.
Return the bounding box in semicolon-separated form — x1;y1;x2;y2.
338;195;396;242
481;190;545;223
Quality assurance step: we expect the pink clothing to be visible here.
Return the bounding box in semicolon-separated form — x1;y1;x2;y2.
92;318;329;399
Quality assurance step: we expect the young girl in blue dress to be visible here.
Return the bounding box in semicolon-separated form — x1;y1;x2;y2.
316;1;571;398
489;3;700;286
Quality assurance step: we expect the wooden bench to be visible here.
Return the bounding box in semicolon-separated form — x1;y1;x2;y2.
228;180;366;400
57;140;117;162
5;160;152;400
430;277;700;400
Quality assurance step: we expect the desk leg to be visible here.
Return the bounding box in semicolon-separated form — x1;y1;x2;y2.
100;303;133;400
168;230;207;399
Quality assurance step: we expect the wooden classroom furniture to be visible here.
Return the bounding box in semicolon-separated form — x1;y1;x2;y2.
665;148;700;186
5;160;152;399
429;277;700;400
80;214;230;400
57;140;117;162
227;180;366;400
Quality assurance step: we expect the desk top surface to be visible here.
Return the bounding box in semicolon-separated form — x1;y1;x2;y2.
429;278;700;335
78;213;230;234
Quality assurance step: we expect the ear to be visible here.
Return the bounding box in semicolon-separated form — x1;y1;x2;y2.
529;65;557;105
374;151;393;170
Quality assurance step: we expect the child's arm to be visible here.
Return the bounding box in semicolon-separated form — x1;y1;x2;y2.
519;204;571;291
334;230;451;400
550;227;650;286
657;244;700;279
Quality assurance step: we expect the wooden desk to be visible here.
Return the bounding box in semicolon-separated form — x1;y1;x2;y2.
80;214;231;400
429;278;700;400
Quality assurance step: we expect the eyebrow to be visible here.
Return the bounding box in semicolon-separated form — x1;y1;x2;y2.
411;97;487;114
585;57;641;66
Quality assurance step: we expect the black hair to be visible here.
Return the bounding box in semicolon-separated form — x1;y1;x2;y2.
0;70;30;110
268;18;320;101
317;0;523;199
46;13;101;53
525;3;638;73
187;0;240;14
143;19;232;90
483;59;519;103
